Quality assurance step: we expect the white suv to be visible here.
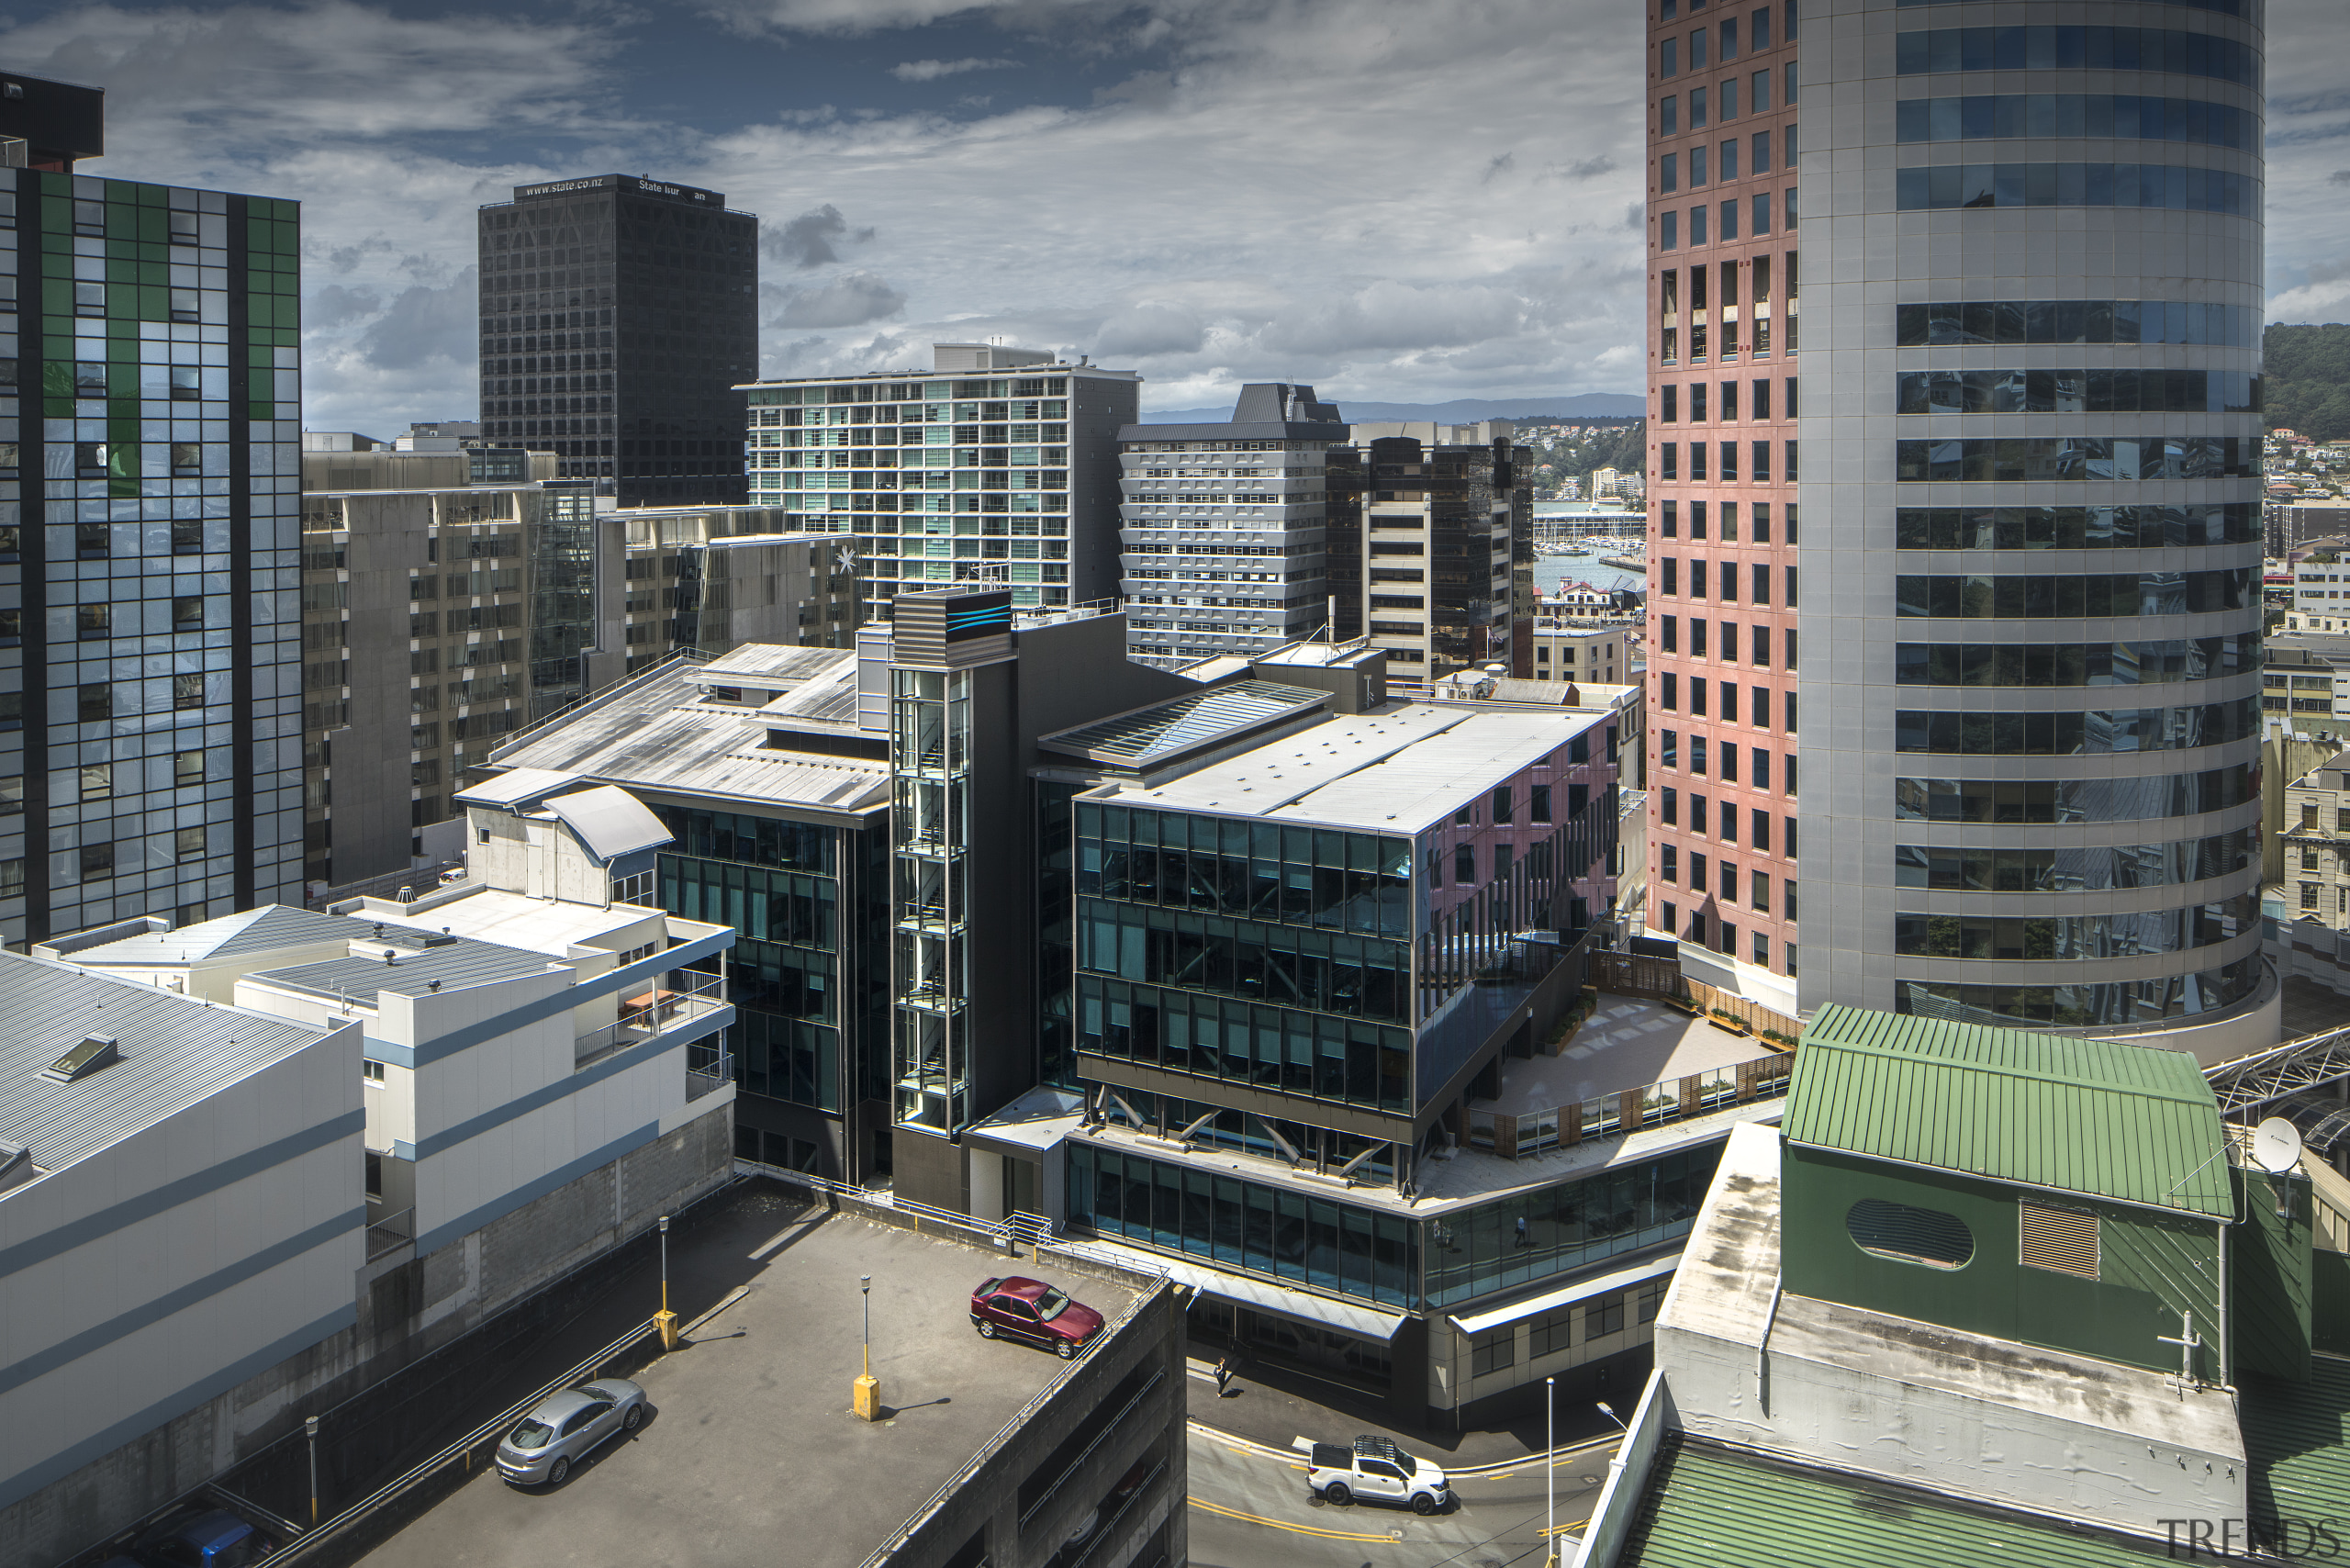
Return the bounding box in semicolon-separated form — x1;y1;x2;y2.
1300;1435;1451;1514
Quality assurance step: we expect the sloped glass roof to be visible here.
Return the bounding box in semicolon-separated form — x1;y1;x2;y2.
1038;680;1327;768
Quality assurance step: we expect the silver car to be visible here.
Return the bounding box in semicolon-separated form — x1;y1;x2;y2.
495;1379;646;1486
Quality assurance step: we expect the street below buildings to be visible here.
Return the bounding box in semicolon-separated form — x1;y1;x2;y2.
1181;1421;1613;1568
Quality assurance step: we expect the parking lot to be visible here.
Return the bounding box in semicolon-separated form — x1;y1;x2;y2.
355;1196;1138;1568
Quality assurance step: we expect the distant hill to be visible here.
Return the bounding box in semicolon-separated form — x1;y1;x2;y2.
1138;393;1646;424
2267;323;2350;443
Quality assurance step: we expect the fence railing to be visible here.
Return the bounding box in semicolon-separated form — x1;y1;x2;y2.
574;969;727;1069
246;1317;659;1568
364;1206;415;1261
685;1039;734;1100
308;860;465;913
1465;1051;1796;1159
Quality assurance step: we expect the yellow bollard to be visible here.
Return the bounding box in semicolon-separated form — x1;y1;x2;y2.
655;1308;680;1350
854;1372;882;1421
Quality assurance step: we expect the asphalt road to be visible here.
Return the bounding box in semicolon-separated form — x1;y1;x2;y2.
1182;1426;1613;1568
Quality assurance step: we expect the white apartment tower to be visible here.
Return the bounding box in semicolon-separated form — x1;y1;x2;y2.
1116;383;1347;668
736;343;1138;621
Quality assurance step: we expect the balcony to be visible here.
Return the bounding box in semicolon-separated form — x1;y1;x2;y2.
576;968;729;1070
686;1037;735;1101
365;1205;415;1261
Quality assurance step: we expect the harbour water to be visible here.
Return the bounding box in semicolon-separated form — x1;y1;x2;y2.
1530;500;1644;596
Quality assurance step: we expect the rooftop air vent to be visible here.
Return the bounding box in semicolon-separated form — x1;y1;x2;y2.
43;1035;118;1083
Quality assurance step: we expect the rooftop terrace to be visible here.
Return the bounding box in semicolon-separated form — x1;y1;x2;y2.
356;1197;1147;1568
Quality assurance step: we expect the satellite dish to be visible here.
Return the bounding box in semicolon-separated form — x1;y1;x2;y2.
2254;1116;2306;1175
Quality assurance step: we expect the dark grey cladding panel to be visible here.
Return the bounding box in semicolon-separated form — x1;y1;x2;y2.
890;588;1015;670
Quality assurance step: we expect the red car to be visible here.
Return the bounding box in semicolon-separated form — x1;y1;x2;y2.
971;1275;1104;1359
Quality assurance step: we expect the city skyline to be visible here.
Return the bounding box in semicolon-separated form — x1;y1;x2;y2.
0;0;2341;437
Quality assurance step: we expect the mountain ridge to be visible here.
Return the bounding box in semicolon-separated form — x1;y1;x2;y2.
1136;393;1645;424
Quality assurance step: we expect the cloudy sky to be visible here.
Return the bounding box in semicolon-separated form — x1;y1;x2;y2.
5;0;2344;432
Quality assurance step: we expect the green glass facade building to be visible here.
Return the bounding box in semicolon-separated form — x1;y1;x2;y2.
1;169;305;946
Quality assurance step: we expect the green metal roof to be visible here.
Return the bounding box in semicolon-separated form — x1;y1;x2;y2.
2244;1354;2350;1532
1782;1004;2232;1219
1618;1438;2181;1568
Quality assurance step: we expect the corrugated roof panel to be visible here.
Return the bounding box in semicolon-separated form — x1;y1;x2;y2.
1619;1439;2183;1568
59;904;355;965
2243;1356;2350;1527
487;655;890;816
0;952;330;1175
1785;1004;2230;1218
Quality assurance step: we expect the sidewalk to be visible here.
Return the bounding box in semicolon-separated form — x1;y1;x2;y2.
1181;1350;1622;1466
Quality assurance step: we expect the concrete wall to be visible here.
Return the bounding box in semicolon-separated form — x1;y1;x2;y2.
0;1022;366;1563
1656;1305;2249;1538
892;1271;1188;1568
0;1098;733;1568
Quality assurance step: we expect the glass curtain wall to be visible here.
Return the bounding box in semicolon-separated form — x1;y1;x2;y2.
892;666;972;1129
656;805;844;1109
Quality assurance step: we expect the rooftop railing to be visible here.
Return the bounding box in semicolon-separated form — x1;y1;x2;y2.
574;968;728;1070
364;1205;415;1260
1465;1051;1795;1159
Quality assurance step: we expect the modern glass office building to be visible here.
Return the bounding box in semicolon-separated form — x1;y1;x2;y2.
0;165;306;946
1794;0;2269;1050
478;175;757;505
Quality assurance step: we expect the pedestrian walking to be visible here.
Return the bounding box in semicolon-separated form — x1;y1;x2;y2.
1516;1215;1531;1248
1214;1355;1235;1395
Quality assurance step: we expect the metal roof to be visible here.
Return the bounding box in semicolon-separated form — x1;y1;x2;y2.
2241;1354;2350;1529
1784;1003;2232;1219
455;767;587;810
1036;680;1328;768
252;939;556;1004
542;786;672;862
1617;1439;2181;1568
1091;704;1607;834
701;644;852;683
0;952;330;1175
58;904;354;965
489;654;890;819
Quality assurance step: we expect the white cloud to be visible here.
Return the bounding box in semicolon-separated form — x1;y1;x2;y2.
9;0;2334;427
891;56;1021;82
771;271;910;327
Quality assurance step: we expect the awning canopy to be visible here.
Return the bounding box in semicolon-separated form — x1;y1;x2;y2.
1071;1236;1407;1342
1446;1250;1681;1338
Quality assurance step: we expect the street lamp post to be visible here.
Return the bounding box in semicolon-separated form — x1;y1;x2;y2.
654;1215;679;1350
305;1416;320;1529
854;1274;882;1420
1545;1376;1556;1566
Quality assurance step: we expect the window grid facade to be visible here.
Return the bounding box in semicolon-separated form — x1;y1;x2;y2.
737;365;1139;621
1648;0;1803;986
478;176;755;505
1796;0;2266;1036
0;170;304;946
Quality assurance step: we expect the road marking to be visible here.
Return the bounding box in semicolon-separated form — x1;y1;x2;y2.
1187;1495;1404;1542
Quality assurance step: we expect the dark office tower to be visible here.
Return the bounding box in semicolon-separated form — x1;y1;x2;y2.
478;176;756;506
